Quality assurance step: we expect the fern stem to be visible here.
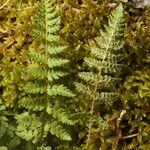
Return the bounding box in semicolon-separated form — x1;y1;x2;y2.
84;82;99;149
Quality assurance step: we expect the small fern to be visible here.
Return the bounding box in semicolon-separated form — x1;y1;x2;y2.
16;0;75;145
75;3;125;149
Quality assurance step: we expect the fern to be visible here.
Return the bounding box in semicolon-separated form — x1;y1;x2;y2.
75;3;125;149
16;0;75;145
15;112;72;142
46;103;75;125
15;112;44;143
19;97;46;111
47;84;75;97
28;52;46;65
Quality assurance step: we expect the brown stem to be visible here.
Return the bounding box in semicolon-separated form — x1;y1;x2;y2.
84;84;98;150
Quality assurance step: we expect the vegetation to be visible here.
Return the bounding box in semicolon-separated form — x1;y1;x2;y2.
0;0;149;150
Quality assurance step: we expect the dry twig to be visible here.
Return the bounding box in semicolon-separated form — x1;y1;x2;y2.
0;0;11;10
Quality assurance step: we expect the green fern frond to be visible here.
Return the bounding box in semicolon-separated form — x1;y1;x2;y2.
23;82;45;94
75;82;99;100
28;52;46;64
47;45;67;55
95;4;124;53
52;104;75;125
76;3;124;103
75;4;125;149
47;85;75;97
98;92;119;105
47;70;68;81
19;97;45;111
47;17;60;27
84;57;123;73
47;58;69;68
46;103;74;125
15;112;43;143
18;0;75;144
47;34;59;42
31;29;45;41
78;72;121;87
26;67;47;79
48;120;72;141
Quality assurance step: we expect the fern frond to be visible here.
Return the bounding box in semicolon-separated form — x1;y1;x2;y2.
47;58;69;68
47;45;67;55
98;92;119;105
23;82;45;94
47;34;59;42
52;104;74;125
47;70;68;82
75;4;125;149
47;17;60;27
26;67;47;79
95;4;124;53
19;0;75;144
19;97;45;111
75;82;99;100
78;72;121;87
31;29;45;41
15;112;43;143
48;120;72;141
28;52;46;64
46;103;74;125
47;85;75;97
91;48;123;62
84;57;123;73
